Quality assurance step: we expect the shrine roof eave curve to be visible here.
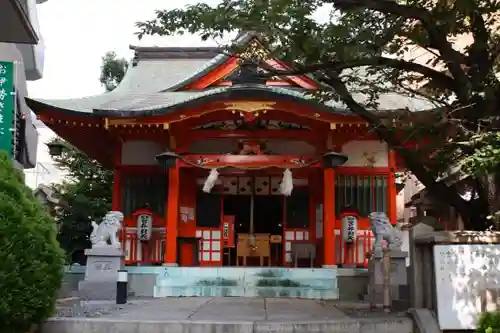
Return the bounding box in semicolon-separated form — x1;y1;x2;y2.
93;85;352;117
26;84;438;120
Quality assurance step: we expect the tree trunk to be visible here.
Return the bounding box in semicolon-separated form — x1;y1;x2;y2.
481;172;500;229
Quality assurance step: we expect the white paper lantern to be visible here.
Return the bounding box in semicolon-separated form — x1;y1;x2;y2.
341;214;358;243
137;213;153;241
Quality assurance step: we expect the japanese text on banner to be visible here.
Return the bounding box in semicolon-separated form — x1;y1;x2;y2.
0;62;14;158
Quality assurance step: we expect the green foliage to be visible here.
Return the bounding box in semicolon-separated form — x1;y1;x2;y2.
461;132;500;177
477;312;500;333
99;51;128;92
49;139;113;263
136;0;500;227
0;152;64;332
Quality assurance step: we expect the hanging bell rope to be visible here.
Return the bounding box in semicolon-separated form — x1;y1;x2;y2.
280;168;294;196
202;168;219;193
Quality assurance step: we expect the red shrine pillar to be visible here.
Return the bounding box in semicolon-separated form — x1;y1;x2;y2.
111;141;125;255
323;168;336;267
111;140;122;211
164;161;180;265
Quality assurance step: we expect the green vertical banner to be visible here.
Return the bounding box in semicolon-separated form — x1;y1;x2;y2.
0;61;14;159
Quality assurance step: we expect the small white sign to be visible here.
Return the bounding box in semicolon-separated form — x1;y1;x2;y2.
433;244;500;330
341;215;358;243
137;214;152;241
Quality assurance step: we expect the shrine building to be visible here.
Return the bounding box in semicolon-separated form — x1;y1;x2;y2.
27;33;433;298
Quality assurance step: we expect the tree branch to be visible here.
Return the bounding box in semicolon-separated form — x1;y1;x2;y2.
322;73;472;215
331;0;472;103
262;56;459;91
331;0;429;21
466;4;492;85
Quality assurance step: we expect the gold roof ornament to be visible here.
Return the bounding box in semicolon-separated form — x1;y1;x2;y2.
223;101;276;113
238;40;268;62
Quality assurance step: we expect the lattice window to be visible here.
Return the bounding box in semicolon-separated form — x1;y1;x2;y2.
334;174;388;217
196;229;221;263
284;229;310;263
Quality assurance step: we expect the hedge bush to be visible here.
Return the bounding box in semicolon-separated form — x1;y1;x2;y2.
0;152;64;332
477;312;500;333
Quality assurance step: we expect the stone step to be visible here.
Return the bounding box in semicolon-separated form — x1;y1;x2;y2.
156;276;336;289
42;316;414;333
154;267;339;299
159;267;337;279
154;285;338;298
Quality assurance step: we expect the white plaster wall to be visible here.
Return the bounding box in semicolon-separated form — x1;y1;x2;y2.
121;140;163;165
341;140;388;167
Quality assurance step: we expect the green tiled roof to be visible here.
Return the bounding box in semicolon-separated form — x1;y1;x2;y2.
25;31;438;118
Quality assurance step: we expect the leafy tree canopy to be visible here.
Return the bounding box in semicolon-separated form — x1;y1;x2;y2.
49;141;114;263
100;51;128;92
137;0;500;227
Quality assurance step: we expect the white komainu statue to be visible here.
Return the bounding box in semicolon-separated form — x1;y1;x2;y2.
369;212;402;251
90;211;124;248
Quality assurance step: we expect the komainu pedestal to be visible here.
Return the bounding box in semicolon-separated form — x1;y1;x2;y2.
78;211;126;300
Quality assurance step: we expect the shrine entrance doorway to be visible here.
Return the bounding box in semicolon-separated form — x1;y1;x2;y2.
222;194;284;267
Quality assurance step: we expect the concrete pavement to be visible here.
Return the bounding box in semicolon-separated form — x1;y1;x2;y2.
43;297;414;333
111;297;348;321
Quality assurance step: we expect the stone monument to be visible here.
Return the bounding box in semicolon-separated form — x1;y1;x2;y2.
366;212;409;309
78;211;126;300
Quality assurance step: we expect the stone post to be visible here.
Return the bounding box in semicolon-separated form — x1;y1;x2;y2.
382;247;391;312
408;222;435;308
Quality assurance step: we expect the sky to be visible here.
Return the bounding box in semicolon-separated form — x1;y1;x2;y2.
24;0;221;188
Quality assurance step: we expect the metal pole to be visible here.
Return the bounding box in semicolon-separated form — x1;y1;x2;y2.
116;269;128;304
382;247;391;312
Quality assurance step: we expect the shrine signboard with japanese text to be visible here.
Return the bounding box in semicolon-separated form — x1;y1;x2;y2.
136;213;153;241
0;62;14;158
341;214;358;243
433;244;500;330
